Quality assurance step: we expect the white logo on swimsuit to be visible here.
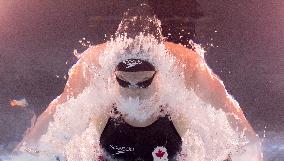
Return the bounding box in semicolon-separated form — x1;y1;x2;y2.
110;145;135;155
152;146;168;161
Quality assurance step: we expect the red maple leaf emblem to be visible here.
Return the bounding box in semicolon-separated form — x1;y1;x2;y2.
155;149;165;158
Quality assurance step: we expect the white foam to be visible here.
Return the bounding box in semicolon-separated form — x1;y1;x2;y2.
1;16;260;161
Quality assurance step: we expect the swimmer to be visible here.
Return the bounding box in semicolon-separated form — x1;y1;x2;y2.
19;5;262;161
19;40;262;161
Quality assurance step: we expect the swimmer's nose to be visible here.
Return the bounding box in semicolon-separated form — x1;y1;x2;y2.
115;59;156;88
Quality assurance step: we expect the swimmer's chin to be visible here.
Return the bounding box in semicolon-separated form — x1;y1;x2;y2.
115;94;161;126
123;113;158;127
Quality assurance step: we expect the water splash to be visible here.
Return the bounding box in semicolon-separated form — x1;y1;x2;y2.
1;5;256;161
115;3;163;42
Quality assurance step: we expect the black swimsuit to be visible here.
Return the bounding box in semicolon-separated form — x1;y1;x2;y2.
100;116;182;161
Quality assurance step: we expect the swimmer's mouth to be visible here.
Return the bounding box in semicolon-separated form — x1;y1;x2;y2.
116;73;156;88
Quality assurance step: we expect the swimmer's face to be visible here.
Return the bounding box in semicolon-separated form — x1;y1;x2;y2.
115;59;157;100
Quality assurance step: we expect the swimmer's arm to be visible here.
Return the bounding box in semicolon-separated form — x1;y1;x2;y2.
20;58;91;144
165;42;258;139
191;54;263;160
20;43;106;145
165;42;262;160
191;54;256;134
165;43;244;116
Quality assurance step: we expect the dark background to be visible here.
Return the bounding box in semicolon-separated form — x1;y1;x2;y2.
0;0;283;159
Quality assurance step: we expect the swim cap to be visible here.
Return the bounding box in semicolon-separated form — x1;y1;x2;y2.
115;59;156;88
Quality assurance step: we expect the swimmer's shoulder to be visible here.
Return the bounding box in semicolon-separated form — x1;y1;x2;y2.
79;43;107;66
68;43;107;80
164;42;201;69
164;41;203;87
164;42;197;57
62;43;108;100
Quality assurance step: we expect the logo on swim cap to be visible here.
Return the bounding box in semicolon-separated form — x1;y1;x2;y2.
152;146;168;161
116;59;155;72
